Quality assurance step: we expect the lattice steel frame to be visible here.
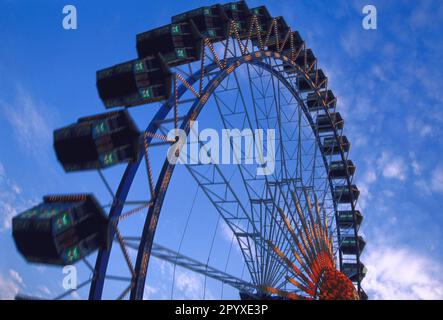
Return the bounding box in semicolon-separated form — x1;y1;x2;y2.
87;42;362;299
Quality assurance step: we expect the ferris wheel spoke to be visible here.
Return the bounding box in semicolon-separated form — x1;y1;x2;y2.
105;275;133;282
239;65;306;288
122;200;152;206
110;221;136;278
212;81;265;284
170;184;200;299
199;71;268;284
267;60;304;271
173;65;196;81
97;169;115;199
150;243;256;293
118;202;152;221
217;68;291;286
82;257;95;273
184;162;262;285
121;236;141;243
243;75;290;285
245;63;300;260
266;189;295;285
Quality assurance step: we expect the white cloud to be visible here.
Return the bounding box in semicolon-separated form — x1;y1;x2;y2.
220;221;234;243
219;220;245;254
383;161;406;180
364;169;377;184
1;86;53;157
0;162;4;177
340;27;374;59
0;201;17;231
363;245;443;300
430;167;443;195
71;291;81;300
377;152;407;181
38;285;51;296
415;66;443;105
407;151;423;176
143;285;159;300
0;161;33;231
371;65;389;82
412;166;443;196
408;1;443;33
357;183;371;210
143;258;215;300
9;269;23;285
175;270;207;300
411;161;422;176
0;269;22;300
171;263;215;299
0;88;56;231
406;116;434;138
356;167;377;210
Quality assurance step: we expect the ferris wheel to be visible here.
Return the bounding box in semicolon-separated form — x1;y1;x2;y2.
12;1;367;300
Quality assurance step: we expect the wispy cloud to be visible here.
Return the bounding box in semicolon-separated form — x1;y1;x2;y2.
220;220;241;252
430;166;443;195
406;116;435;138
143;285;159;300
413;165;443;196
1;86;55;158
0;200;17;231
38;285;52;296
0;161;37;231
340;27;375;59
356;167;377;210
174;268;213;300
377;152;407;181
141;258;215;300
363;244;443;299
0;162;19;230
0;269;23;300
9;269;23;286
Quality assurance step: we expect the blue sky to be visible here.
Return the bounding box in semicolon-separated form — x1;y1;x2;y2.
1;0;443;300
